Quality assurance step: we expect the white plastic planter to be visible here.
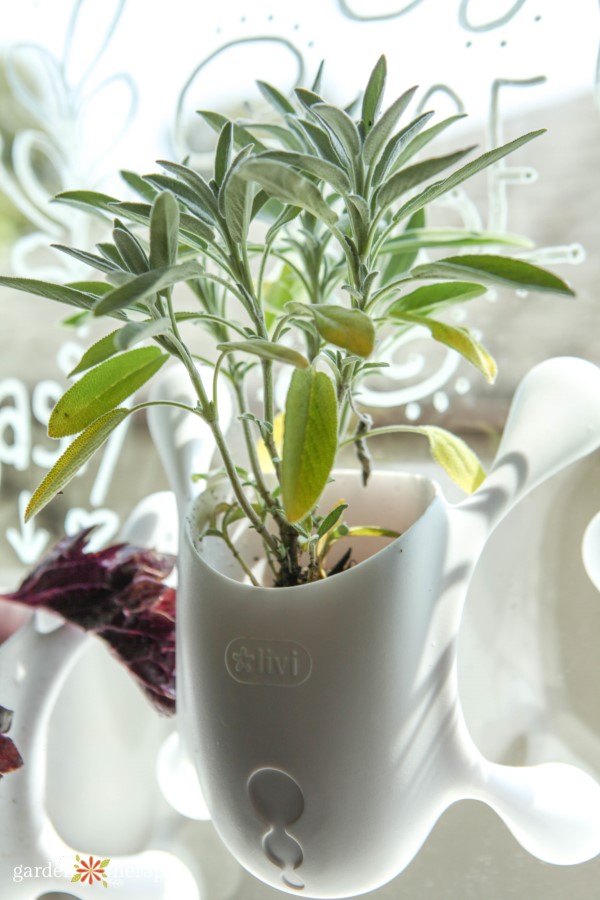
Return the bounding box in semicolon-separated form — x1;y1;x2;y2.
152;357;600;898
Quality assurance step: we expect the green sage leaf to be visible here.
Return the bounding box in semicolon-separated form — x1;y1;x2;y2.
26;409;131;521
69;331;120;376
257;80;296;116
197;110;267;151
389;113;467;172
97;242;126;269
93;260;203;315
377;147;475;209
120;169;158;201
215;121;234;185
361;55;387;132
411;254;574;295
237;158;337;225
149;191;180;270
312;102;361;160
145;172;217;225
281;368;338;523
53;189;118;217
372;111;435;185
380;227;531;255
48;347;168;437
387;281;487;315
113;201;214;246
112;225;149;274
216;339;309;369
380;208;426;283
292;117;343;166
317;502;348;538
393;130;546;223
114;317;172;350
363;86;419;166
0;276;96;310
219;145;255;244
51;245;119;274
257;150;350;194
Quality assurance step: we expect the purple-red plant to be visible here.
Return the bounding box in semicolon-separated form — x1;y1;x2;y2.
1;529;176;715
0;706;23;776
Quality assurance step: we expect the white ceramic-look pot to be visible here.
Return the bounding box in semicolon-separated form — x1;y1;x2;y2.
151;358;600;898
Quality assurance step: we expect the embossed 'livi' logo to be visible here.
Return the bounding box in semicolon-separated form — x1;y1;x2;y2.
225;638;312;686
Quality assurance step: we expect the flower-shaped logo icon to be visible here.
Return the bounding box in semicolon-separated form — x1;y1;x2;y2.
72;854;110;888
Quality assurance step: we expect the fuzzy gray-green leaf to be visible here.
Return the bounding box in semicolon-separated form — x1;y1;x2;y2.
312;102;361;161
363;86;419;166
411;254;574;295
197;110;267;151
149;191;180;270
377;147;475;209
0;276;97;310
361;55;387;132
113;201;214;245
237;158;337;225
48;347;168;437
219;145;255;244
51;244;119;274
112;225;149;274
216;339;309;369
53;189;119;218
257;80;296;116
145;172;217;225
394;130;546;223
93;260;203;315
389;113;467;172
257;150;350;194
215;122;234;185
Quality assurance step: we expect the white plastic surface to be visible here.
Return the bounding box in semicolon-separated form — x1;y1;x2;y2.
170;357;600;898
0;494;200;899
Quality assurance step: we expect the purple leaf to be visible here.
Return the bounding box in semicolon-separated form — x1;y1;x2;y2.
0;705;23;776
1;530;176;715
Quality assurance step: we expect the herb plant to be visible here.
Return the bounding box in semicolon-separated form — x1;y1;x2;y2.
0;56;573;587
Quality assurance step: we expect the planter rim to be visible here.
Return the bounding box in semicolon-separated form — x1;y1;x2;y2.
185;468;443;595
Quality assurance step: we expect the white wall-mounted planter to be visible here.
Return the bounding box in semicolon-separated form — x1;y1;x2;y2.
153;357;600;898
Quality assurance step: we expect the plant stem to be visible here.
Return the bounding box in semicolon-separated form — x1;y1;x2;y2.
210;416;280;556
222;529;260;586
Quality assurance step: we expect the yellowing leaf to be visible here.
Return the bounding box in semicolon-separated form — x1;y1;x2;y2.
312;306;375;358
26;409;130;521
341;423;485;494
281;368;338;523
408;315;497;384
423;426;486;493
257;412;284;473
